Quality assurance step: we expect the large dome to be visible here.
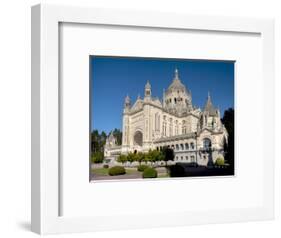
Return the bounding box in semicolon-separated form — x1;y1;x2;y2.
166;69;187;93
164;69;193;116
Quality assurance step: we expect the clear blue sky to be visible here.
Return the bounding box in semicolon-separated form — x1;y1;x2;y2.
91;56;234;134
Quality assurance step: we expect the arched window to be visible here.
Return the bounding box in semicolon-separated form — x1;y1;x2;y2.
185;143;189;150
175;120;178;135
203;138;212;150
180;144;184;150
134;131;143;146
182;120;186;134
175;144;179;151
155;113;158;131
190;142;195;150
169;118;173;136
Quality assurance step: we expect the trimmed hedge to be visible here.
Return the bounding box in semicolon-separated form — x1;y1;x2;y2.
142;167;158;178
103;164;109;169
108;166;126;176
137;164;149;172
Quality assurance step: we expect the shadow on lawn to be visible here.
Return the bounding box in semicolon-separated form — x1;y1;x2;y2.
169;163;234;177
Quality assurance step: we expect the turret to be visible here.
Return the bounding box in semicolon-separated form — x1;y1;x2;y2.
202;92;221;128
144;81;151;100
123;94;131;113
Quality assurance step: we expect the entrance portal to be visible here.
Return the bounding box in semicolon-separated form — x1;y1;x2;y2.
134;131;143;146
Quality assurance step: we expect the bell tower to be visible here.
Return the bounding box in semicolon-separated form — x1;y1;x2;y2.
144;81;151;99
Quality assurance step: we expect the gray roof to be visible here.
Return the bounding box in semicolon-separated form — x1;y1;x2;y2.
204;93;218;116
154;132;197;143
167;69;187;93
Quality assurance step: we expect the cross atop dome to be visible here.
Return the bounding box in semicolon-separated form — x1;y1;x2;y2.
167;68;186;93
175;68;179;79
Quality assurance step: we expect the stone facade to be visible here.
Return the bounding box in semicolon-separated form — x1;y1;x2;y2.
105;69;228;166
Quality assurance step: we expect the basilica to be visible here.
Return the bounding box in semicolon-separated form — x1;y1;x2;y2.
104;69;228;166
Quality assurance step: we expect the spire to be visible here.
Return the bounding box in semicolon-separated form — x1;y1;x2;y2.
145;80;151;89
175;68;179;80
124;94;131;107
204;92;217;116
144;81;151;98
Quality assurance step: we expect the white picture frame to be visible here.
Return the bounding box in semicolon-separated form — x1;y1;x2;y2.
31;4;275;234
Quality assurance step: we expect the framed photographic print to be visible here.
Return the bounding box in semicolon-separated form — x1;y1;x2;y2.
31;4;275;234
90;56;235;181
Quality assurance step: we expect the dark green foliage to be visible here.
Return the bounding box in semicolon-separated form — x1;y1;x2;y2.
137;164;149;172
103;164;109;169
127;152;136;163
142;167;158;178
117;154;127;164
108;166;126;176
91;152;104;163
135;152;145;164
222;108;234;172
91;129;122;158
111;128;122;145
162;147;175;165
91;130;107;154
169;164;186;177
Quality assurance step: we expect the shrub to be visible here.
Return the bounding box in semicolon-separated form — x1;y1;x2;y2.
137;164;149;172
215;157;225;166
108;166;126;176
142;167;158;178
169;164;186;177
103;164;109;169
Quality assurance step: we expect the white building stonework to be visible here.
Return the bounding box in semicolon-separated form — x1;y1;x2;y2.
106;69;228;166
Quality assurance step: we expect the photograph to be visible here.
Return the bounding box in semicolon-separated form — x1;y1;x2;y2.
90;56;235;181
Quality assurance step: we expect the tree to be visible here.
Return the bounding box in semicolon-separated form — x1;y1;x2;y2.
149;150;164;166
91;151;104;163
222;108;234;173
90;129;110;156
91;130;99;153
127;152;136;164
112;128;122;146
135;152;145;165
144;152;152;164
162;147;175;166
117;154;127;164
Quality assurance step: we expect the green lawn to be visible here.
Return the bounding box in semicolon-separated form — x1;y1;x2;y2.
125;168;139;174
92;167;139;176
91;167;108;176
92;167;169;178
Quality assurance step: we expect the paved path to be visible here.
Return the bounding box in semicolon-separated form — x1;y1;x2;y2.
91;172;142;181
